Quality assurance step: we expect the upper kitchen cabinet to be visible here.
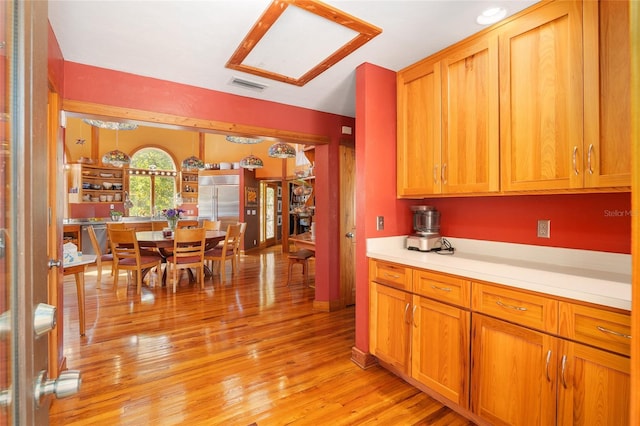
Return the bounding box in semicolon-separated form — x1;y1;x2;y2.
397;33;499;197
441;35;499;194
397;59;442;197
582;0;631;188
499;0;584;192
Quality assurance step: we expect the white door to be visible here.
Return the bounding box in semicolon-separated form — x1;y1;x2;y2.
1;2;79;423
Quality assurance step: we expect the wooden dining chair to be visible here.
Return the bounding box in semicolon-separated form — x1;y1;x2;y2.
87;225;113;288
204;223;242;283
151;221;168;231
177;220;199;229
166;227;207;292
234;222;247;264
109;228;163;294
202;219;221;231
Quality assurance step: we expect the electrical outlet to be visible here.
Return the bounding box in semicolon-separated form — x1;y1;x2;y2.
537;219;551;238
376;216;384;231
109;204;114;210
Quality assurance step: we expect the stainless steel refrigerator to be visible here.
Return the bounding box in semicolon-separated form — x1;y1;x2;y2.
197;174;240;229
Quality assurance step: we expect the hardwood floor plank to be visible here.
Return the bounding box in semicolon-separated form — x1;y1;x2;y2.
49;246;473;425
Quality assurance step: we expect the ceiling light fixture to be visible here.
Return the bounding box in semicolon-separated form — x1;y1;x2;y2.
268;142;296;159
476;7;507;25
240;154;264;170
226;135;264;144
83;119;138;131
101;129;131;168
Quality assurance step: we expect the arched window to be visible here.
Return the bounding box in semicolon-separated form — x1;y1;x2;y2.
129;148;177;217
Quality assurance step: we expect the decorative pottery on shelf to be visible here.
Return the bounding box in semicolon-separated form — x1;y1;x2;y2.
181;156;204;171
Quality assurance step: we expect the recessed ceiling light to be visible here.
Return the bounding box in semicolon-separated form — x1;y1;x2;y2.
476;7;507;25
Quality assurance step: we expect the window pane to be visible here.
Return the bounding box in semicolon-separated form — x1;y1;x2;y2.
155;176;176;212
129;175;151;216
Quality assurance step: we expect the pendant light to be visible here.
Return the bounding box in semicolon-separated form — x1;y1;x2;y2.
83;119;138;131
240;154;264;169
101;129;131;167
182;132;204;170
226;135;263;144
268;142;296;159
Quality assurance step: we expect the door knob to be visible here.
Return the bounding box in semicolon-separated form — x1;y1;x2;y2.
345;232;354;238
0;310;9;340
48;259;62;268
34;369;81;407
33;303;56;337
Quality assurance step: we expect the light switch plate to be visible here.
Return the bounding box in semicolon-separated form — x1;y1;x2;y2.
377;216;384;231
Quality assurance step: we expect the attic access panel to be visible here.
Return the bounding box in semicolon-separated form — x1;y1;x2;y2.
226;0;382;86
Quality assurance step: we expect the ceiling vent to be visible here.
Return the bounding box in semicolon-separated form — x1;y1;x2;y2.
228;77;268;92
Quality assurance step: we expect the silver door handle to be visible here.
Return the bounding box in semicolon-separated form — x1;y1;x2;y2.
34;369;81;407
345;232;354;238
48;259;62;268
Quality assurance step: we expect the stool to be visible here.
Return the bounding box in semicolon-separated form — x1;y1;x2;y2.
287;249;314;286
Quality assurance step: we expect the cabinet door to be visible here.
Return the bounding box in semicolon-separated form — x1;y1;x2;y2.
582;0;631;188
397;60;442;197
412;296;470;408
441;35;499;194
499;0;584;191
471;314;557;426
557;339;630;426
369;282;412;375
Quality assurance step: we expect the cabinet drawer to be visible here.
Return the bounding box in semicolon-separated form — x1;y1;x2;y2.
369;259;412;291
559;302;631;357
413;269;470;308
472;283;557;333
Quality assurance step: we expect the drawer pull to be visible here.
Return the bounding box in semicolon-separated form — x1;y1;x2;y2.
404;303;410;324
572;146;579;175
587;143;594;175
384;272;400;279
496;299;527;311
545;350;552;382
596;326;631;339
431;284;452;292
560;355;568;388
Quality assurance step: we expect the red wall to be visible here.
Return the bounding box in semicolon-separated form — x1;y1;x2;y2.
59;59;355;306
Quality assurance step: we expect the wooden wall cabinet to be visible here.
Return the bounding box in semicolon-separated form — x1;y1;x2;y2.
76;164;125;203
398;0;631;196
582;0;632;188
370;259;631;425
397;34;499;197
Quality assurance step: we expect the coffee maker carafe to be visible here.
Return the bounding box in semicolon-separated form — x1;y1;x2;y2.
407;205;441;251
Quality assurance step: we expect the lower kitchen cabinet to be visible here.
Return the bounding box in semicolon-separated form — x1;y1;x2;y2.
412;296;470;408
557;339;630;425
471;313;630;426
369;258;631;426
369;281;412;375
471;313;558;426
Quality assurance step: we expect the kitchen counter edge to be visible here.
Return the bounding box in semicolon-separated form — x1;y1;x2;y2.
367;236;631;311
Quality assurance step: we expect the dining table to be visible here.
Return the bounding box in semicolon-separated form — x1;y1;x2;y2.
63;254;97;336
135;229;227;284
289;232;315;253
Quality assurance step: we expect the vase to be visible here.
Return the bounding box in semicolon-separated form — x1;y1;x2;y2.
168;218;178;230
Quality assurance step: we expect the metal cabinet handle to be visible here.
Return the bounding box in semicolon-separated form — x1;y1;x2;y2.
441;163;447;185
572;146;579;175
345;232;354;238
587;144;594;175
412;305;418;327
404;303;410;324
433;165;438;184
545;350;552;382
561;355;568;388
496;299;527;311
597;325;631;339
431;284;452;292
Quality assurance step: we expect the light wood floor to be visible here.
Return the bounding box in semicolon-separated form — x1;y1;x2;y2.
49;246;473;425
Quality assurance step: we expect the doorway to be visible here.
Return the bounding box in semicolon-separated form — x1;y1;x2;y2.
261;182;279;247
339;143;356;307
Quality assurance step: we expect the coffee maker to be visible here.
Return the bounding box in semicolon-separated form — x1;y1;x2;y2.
406;205;441;252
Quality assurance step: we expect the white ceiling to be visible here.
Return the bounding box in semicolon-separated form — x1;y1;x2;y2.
48;0;539;118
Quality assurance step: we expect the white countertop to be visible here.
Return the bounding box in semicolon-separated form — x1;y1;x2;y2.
367;236;632;311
